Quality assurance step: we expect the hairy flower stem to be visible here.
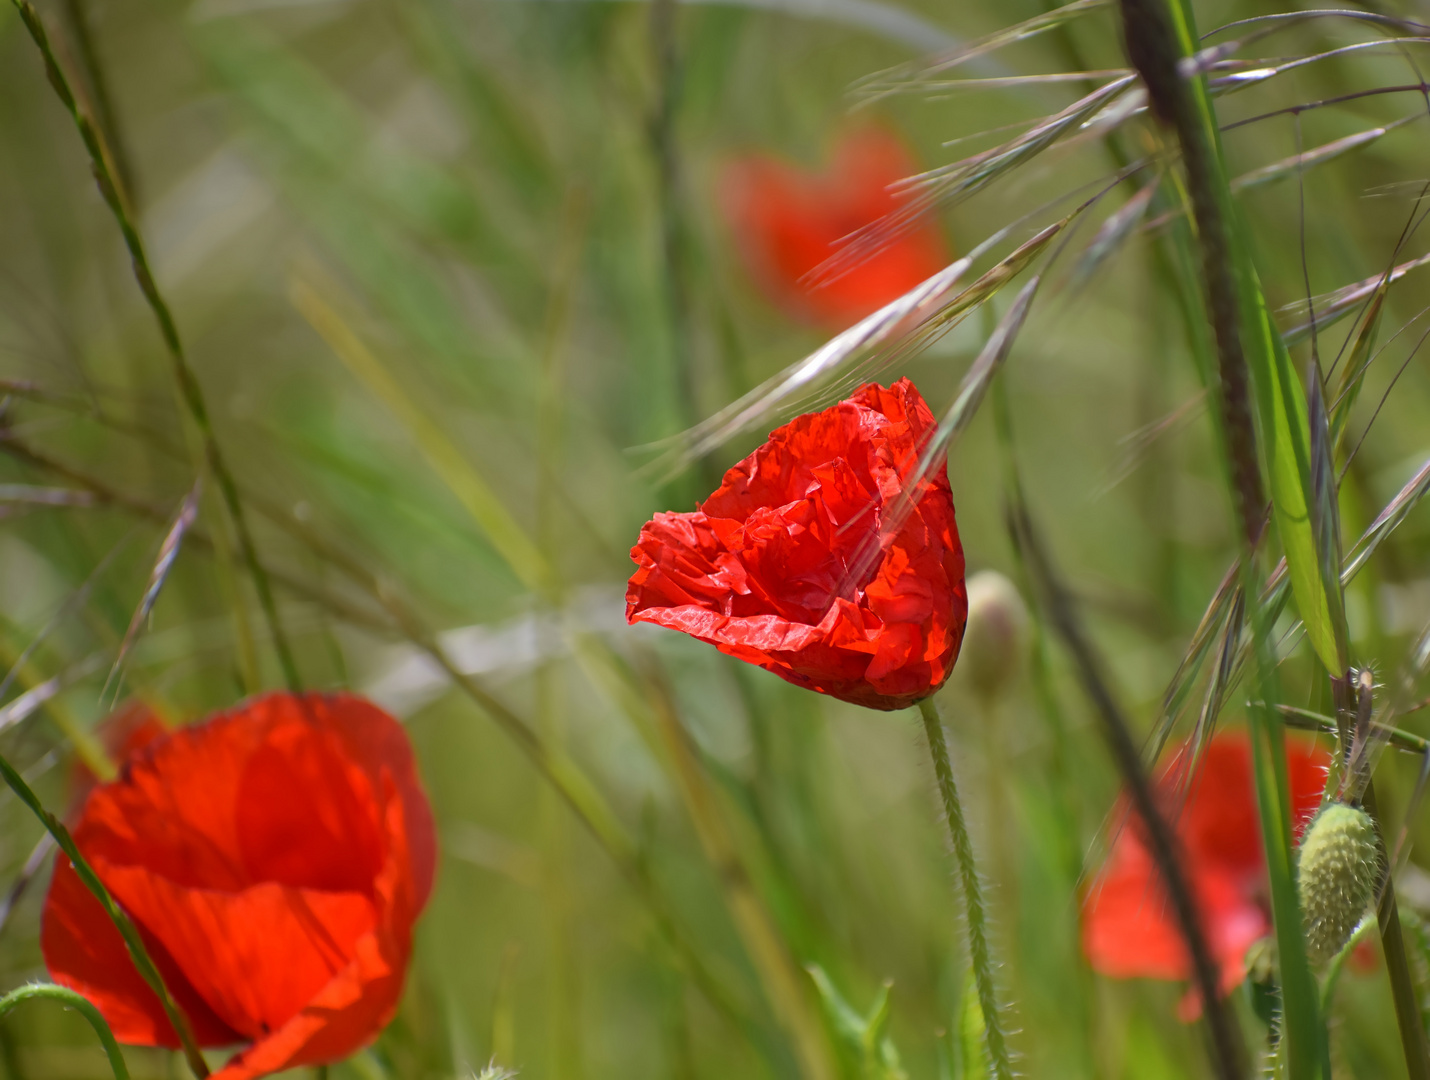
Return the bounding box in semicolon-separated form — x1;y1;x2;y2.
9;0;301;694
917;698;1013;1080
0;984;130;1080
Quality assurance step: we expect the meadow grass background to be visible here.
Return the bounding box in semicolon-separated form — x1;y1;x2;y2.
1;0;1429;1076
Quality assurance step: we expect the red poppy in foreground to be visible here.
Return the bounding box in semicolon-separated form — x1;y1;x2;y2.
69;701;167;811
627;378;966;710
1081;732;1329;1015
43;692;436;1080
720;128;951;328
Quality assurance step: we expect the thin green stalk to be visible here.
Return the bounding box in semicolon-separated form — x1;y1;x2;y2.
917;698;1012;1080
0;754;210;1078
535;188;584;1080
1361;781;1430;1078
57;0;135;205
1320;915;1377;1013
8;0;300;693
0;984;129;1080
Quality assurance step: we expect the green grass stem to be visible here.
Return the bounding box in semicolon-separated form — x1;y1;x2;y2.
0;752;210;1078
7;0;301;695
0;984;129;1080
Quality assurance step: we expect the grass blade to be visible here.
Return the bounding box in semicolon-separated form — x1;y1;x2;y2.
1306;367;1349;671
0;984;130;1080
290;274;554;597
0;752;210;1077
8;0;301;693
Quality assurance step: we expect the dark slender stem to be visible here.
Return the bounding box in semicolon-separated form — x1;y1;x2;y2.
1120;0;1263;547
916;698;1014;1080
57;0;135;206
1012;502;1245;1080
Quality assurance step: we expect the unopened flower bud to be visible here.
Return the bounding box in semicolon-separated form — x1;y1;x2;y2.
1298;802;1380;965
960;570;1029;703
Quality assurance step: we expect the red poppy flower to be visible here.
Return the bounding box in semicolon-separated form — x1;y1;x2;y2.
720;128;951;328
69;701;167;811
627;377;966;710
1081;732;1330;1014
42;692;436;1080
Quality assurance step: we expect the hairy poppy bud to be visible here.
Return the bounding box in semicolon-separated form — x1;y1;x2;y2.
1298;802;1380;965
960;570;1028;703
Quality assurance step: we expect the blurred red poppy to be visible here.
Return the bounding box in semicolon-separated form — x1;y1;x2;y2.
720;128;951;328
69;701;167;811
627;377;966;710
1081;732;1330;1015
42;692;436;1080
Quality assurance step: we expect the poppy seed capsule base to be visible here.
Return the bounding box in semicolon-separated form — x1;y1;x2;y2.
1297;802;1380;966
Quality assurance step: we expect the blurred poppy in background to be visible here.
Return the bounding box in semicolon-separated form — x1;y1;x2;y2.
1081;732;1331;1016
720;127;951;329
627;377;966;710
42;692;436;1080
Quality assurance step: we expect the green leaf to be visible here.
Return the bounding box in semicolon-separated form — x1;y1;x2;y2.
958;970;988;1080
1241;272;1347;674
808;966;909;1080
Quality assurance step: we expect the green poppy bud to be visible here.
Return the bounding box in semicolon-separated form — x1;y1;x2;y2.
1297;802;1380;966
960;571;1028;704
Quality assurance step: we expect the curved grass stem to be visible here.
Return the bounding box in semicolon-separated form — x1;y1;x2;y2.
917;697;1013;1080
7;0;300;694
0;753;210;1078
0;983;130;1080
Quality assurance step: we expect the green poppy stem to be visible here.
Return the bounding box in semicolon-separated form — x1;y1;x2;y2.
0;983;130;1080
917;697;1013;1080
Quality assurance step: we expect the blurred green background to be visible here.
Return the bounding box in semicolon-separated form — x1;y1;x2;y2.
1;0;1430;1076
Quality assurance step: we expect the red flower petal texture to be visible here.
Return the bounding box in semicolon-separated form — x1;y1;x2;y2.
69;701;168;813
1081;732;1330;1009
41;692;436;1080
626;377;966;710
720;128;951;328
